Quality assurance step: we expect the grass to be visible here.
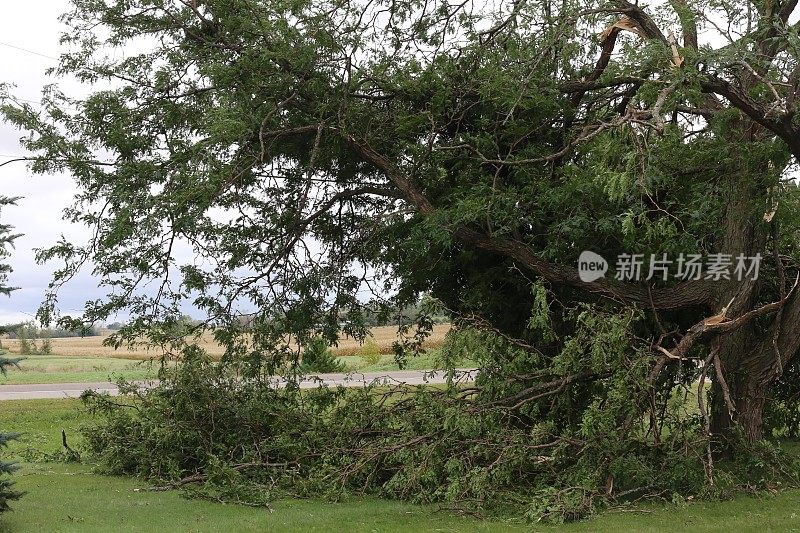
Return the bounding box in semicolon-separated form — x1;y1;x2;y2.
0;399;87;450
3;400;800;531
0;337;469;387
4;465;800;532
0;399;523;532
0;356;157;385
338;350;476;373
0;464;530;533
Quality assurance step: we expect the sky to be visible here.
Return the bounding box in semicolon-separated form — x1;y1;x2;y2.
0;2;100;324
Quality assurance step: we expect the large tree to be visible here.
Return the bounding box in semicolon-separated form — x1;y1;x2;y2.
3;0;800;459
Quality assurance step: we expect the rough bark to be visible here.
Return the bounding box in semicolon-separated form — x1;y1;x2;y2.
709;162;777;445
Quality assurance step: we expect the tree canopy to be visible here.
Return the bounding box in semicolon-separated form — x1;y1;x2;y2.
4;0;800;520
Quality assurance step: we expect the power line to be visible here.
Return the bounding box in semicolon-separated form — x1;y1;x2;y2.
10;97;43;105
0;40;58;61
1;95;81;111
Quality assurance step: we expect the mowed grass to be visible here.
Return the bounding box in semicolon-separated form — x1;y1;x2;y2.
3;400;800;531
4;466;800;533
1;324;452;361
0;356;157;385
0;464;529;533
0;399;521;532
0;352;472;386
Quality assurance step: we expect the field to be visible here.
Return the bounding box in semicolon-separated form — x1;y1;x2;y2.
0;325;458;385
2;399;800;532
1;324;451;361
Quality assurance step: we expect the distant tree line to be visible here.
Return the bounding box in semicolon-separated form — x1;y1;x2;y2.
1;322;99;339
358;296;450;328
234;296;450;331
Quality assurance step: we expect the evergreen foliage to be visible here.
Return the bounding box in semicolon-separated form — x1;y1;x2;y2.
299;337;346;373
0;196;22;512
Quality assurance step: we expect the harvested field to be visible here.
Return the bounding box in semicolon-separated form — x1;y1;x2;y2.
1;324;451;361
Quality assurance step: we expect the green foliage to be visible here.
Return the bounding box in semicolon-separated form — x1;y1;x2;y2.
81;320;800;522
0;196;23;512
527;281;557;343
358;338;382;366
347;298;450;329
4;0;800;523
0;428;23;513
3;324;100;338
13;322;52;356
0;0;732;371
16;332;31;356
766;356;800;439
300;338;346;374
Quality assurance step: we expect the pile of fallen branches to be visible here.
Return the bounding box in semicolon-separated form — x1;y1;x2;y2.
79;318;800;522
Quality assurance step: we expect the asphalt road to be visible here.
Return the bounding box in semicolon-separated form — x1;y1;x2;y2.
0;369;479;400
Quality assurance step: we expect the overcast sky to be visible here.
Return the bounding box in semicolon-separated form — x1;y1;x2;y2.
0;2;101;324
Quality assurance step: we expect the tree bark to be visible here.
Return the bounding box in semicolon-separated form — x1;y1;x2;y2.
710;340;769;445
708;159;769;445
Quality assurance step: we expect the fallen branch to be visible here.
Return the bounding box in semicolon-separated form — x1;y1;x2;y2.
712;351;736;419
697;346;717;486
144;462;293;492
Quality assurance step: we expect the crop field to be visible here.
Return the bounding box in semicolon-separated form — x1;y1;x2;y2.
1;324;451;361
0;325;457;384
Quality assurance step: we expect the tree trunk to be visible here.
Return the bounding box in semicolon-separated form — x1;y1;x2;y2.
711;335;776;442
709;290;800;447
709;157;769;446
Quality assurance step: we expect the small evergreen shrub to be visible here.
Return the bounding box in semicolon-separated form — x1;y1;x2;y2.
300;337;346;373
0;356;23;513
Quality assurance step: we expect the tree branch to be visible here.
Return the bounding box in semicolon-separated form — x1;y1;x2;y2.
701;76;800;160
669;0;698;50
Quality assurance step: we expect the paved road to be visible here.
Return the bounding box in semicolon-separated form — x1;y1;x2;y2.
0;369;479;400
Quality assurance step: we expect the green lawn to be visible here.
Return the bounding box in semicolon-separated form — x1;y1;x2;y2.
338;350;477;373
2;400;800;532
0;352;470;386
0;399;524;532
0;356;156;385
3;462;800;533
0;464;530;533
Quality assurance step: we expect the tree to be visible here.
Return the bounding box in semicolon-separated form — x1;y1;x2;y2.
0;196;22;512
3;0;800;497
0;359;22;514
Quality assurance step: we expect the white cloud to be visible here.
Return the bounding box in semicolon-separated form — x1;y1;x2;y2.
0;2;101;322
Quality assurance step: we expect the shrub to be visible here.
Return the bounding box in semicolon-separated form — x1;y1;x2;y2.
0;195;23;512
15;326;33;356
300;337;346;373
0;356;23;512
358;338;381;366
14;323;52;355
39;336;52;355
